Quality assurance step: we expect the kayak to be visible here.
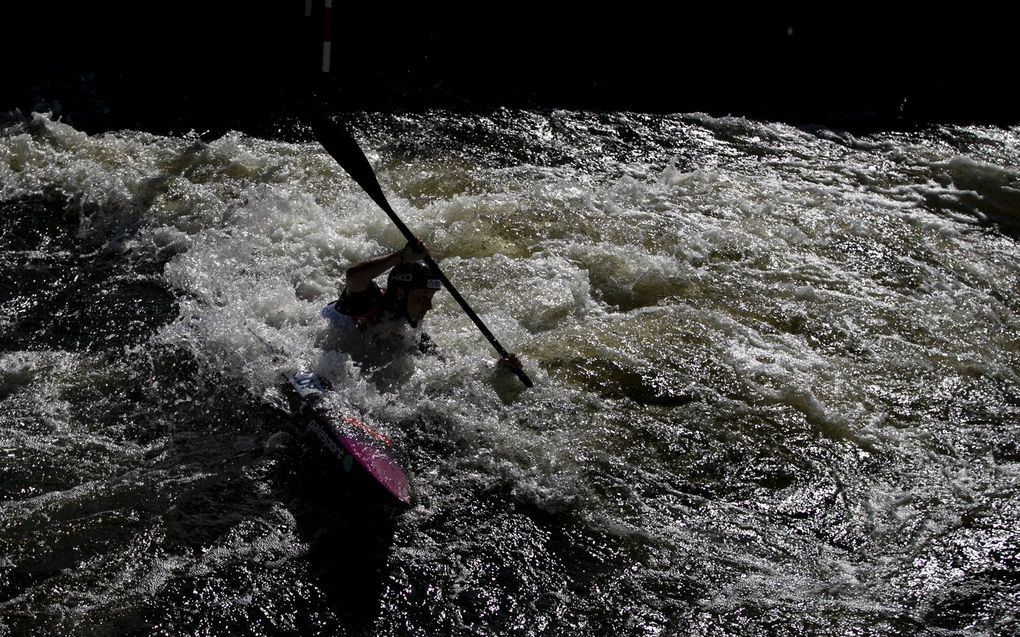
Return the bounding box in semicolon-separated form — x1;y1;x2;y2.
280;370;411;507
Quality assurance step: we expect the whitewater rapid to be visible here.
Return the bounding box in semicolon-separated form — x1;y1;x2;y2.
2;111;1018;635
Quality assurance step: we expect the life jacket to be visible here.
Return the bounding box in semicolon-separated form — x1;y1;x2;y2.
321;283;388;334
321;283;438;356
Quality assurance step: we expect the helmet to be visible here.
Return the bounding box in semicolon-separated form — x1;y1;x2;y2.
387;262;442;292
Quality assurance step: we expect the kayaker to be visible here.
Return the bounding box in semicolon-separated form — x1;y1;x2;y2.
321;240;522;372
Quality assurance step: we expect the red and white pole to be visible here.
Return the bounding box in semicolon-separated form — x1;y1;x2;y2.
322;0;332;73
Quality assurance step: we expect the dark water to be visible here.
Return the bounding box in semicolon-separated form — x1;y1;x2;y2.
2;111;1019;635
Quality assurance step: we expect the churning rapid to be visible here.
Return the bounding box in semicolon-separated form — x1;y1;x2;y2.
2;110;1019;636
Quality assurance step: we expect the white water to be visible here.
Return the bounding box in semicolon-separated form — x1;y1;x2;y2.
2;111;1019;635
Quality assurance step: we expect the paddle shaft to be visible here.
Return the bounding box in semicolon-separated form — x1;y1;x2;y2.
313;117;533;388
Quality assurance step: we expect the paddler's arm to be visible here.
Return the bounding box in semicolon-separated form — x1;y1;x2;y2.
345;240;428;292
490;353;527;402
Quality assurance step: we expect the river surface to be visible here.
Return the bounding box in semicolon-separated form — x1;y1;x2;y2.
2;110;1019;636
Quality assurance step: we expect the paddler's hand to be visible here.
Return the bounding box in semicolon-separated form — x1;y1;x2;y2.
399;239;429;264
497;353;523;372
492;353;527;403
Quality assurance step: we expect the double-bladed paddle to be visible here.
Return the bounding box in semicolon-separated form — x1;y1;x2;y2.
311;115;533;389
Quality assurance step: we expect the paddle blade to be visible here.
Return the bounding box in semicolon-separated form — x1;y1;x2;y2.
311;115;395;217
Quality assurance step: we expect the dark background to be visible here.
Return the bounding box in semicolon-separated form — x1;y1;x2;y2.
1;4;1015;137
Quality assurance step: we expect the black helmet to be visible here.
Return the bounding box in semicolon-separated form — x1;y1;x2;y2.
387;262;442;292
